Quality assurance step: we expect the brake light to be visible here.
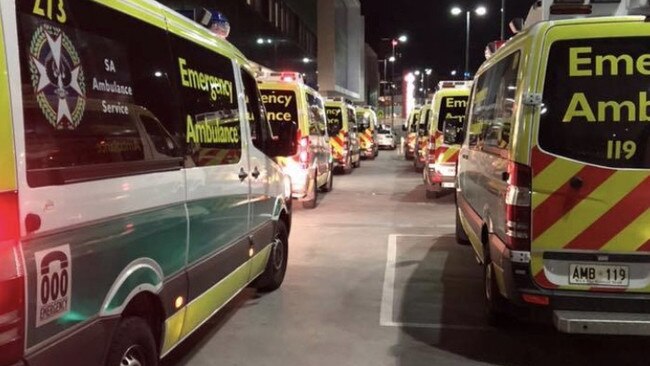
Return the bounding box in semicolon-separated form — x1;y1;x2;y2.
280;71;298;82
0;191;24;366
294;131;311;166
505;162;532;251
427;135;437;163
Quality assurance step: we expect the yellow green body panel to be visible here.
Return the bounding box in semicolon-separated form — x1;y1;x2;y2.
161;245;272;355
0;16;16;191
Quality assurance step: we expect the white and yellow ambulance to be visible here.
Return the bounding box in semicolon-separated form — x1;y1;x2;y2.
0;2;295;365
423;81;471;198
456;0;650;334
258;72;334;209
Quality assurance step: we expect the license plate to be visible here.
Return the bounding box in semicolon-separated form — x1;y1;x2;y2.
569;264;629;287
442;182;455;188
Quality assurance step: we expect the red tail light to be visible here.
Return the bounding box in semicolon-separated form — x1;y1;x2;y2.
505;162;532;251
0;191;24;366
427;135;438;164
294;130;311;166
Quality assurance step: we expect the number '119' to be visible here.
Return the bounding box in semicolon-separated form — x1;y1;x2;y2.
33;0;67;23
607;140;636;160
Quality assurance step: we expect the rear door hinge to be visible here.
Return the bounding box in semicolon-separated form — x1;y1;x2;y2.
523;93;543;107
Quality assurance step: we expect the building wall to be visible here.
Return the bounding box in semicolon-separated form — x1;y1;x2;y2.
364;44;379;107
317;0;364;101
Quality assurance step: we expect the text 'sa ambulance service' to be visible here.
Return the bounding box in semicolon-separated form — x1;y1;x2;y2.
0;2;296;365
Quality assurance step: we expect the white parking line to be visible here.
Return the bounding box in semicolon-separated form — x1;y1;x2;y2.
379;234;490;331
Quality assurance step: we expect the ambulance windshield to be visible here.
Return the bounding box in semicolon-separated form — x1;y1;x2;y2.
540;38;650;169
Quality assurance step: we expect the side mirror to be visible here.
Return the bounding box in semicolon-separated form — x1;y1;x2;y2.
267;122;298;157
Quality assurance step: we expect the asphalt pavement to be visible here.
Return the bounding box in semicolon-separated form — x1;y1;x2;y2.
165;151;650;366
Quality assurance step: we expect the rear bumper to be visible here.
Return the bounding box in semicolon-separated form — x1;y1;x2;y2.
282;165;312;199
404;145;415;159
424;165;456;192
490;234;650;334
554;311;650;335
360;147;376;158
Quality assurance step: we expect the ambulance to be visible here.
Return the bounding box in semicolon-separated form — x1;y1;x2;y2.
413;103;433;172
456;0;650;334
325;98;361;173
0;2;295;365
403;106;422;160
258;72;334;209
423;81;471;198
356;106;379;159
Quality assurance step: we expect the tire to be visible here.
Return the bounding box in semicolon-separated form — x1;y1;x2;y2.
321;166;334;193
343;154;353;174
254;221;289;292
484;253;509;326
455;208;470;245
302;174;318;209
105;317;158;366
353;156;361;168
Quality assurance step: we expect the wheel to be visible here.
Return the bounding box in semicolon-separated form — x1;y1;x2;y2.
343;155;353;174
455;208;470;245
353;156;361;168
321;166;334;193
105;317;158;366
302;174;318;209
254;221;289;292
484;253;509;326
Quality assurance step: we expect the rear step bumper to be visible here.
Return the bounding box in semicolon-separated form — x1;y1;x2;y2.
554;311;650;335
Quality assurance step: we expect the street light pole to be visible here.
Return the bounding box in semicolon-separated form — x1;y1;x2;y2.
501;0;506;40
452;6;486;81
465;10;471;80
381;35;407;129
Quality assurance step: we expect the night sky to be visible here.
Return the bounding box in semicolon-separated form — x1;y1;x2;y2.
361;0;532;79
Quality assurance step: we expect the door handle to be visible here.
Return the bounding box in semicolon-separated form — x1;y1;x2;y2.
251;167;261;179
238;167;248;182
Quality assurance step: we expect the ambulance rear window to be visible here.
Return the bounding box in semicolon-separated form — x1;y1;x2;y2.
540;38;650;169
437;96;468;132
260;89;298;142
409;112;420;133
325;106;343;135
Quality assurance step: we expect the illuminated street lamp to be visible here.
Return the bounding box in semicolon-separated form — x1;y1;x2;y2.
451;5;487;80
381;34;408;127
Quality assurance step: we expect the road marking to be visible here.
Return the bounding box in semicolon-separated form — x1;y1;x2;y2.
379;234;490;331
436;224;455;229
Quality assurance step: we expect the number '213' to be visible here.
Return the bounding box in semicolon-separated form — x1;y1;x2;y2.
33;0;67;24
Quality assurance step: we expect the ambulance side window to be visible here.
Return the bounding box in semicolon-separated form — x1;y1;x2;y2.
467;51;520;153
307;93;326;137
170;36;241;167
16;0;183;187
241;69;274;152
